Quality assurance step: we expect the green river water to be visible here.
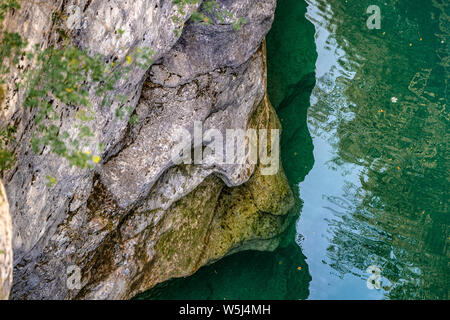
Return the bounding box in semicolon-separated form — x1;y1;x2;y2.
138;0;449;300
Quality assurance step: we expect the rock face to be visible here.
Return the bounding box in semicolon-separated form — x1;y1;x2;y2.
1;0;294;299
0;180;12;300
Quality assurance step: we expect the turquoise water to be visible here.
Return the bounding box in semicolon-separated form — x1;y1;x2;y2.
298;0;449;299
138;0;449;300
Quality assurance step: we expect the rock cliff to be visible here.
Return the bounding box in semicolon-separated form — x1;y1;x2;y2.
0;0;294;299
0;181;12;300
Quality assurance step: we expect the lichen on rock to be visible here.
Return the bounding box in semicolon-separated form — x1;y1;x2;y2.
127;92;295;299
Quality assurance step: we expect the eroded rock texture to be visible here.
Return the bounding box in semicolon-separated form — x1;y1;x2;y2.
0;180;12;300
0;0;293;299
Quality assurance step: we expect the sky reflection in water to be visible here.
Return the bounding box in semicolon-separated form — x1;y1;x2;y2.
297;0;449;300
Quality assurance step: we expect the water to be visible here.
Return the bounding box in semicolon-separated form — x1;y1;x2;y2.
298;0;449;300
137;0;449;300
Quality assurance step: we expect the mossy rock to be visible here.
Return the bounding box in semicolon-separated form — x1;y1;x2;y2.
150;92;295;287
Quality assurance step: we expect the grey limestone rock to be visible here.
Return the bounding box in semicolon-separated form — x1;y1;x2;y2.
0;0;294;300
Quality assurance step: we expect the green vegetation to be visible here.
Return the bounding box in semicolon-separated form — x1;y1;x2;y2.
0;125;15;170
0;0;153;172
23;43;153;170
0;0;23;171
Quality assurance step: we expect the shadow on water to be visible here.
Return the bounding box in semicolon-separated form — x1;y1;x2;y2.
135;0;318;300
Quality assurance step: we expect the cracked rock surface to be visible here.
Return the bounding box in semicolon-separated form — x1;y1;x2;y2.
0;0;294;299
0;181;12;300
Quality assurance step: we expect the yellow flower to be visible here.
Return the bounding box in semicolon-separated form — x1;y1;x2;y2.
126;55;133;64
65;88;73;93
92;156;101;163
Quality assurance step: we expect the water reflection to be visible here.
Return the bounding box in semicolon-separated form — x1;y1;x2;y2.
136;0;318;300
298;0;449;299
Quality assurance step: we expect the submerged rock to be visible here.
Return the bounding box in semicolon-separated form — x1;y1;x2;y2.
1;0;294;299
